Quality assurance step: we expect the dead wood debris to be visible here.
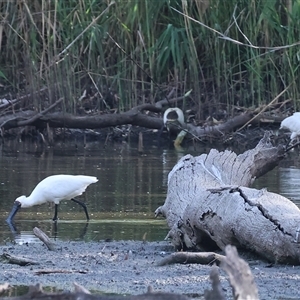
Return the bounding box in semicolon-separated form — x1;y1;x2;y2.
0;253;39;266
1;245;258;300
1;227;54;266
0;85;286;148
33;227;56;251
204;245;258;300
204;266;226;300
156;245;258;300
157;251;225;266
1;283;189;300
221;245;259;300
35;269;88;275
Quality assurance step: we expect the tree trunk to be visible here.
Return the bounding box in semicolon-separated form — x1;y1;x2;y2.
155;133;300;264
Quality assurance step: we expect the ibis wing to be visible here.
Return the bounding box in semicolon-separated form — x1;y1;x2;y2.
30;175;97;204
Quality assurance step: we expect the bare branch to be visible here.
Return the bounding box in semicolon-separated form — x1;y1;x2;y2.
171;6;300;51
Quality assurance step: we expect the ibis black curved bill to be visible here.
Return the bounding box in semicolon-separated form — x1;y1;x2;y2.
6;201;21;223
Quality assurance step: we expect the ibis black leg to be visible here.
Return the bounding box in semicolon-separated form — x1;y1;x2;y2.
71;198;89;220
52;221;58;239
53;204;59;221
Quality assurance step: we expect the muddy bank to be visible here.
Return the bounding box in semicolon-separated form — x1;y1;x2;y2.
0;240;300;299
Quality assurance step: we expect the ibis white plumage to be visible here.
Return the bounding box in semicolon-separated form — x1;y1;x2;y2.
280;112;300;143
163;107;185;131
6;174;98;223
162;107;187;147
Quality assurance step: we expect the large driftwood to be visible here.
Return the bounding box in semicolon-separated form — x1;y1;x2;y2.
155;133;300;264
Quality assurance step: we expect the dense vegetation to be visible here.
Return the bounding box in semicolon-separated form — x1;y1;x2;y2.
0;0;299;118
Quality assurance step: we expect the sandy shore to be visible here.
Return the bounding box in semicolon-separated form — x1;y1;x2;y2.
0;240;300;299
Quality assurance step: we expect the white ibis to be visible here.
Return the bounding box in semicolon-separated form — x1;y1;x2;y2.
6;174;98;223
163;107;185;131
280;112;300;145
163;107;187;147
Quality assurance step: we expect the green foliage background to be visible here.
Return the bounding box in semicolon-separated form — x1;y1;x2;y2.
0;0;299;116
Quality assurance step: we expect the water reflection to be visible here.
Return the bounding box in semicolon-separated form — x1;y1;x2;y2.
1;140;300;244
253;151;300;208
5;218;169;245
278;168;300;204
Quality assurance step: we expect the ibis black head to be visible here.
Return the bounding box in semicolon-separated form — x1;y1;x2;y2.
6;201;21;223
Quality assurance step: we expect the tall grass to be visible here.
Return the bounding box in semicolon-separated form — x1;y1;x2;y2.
0;0;299;116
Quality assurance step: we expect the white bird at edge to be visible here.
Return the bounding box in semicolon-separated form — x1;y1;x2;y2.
280;112;300;144
6;174;98;223
163;107;185;131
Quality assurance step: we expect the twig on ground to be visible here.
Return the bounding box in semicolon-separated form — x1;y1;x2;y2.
33;227;56;251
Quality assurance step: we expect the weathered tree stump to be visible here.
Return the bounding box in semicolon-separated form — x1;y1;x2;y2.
155;133;300;264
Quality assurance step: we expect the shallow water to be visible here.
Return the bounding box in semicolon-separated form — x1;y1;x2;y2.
0;139;206;244
0;139;300;245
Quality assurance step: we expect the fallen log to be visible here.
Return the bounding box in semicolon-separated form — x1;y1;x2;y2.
0;96;257;144
0;253;39;266
0;107;253;134
186;112;253;141
157;252;225;266
155;132;300;264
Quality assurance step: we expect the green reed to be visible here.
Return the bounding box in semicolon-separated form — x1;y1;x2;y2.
0;0;299;115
